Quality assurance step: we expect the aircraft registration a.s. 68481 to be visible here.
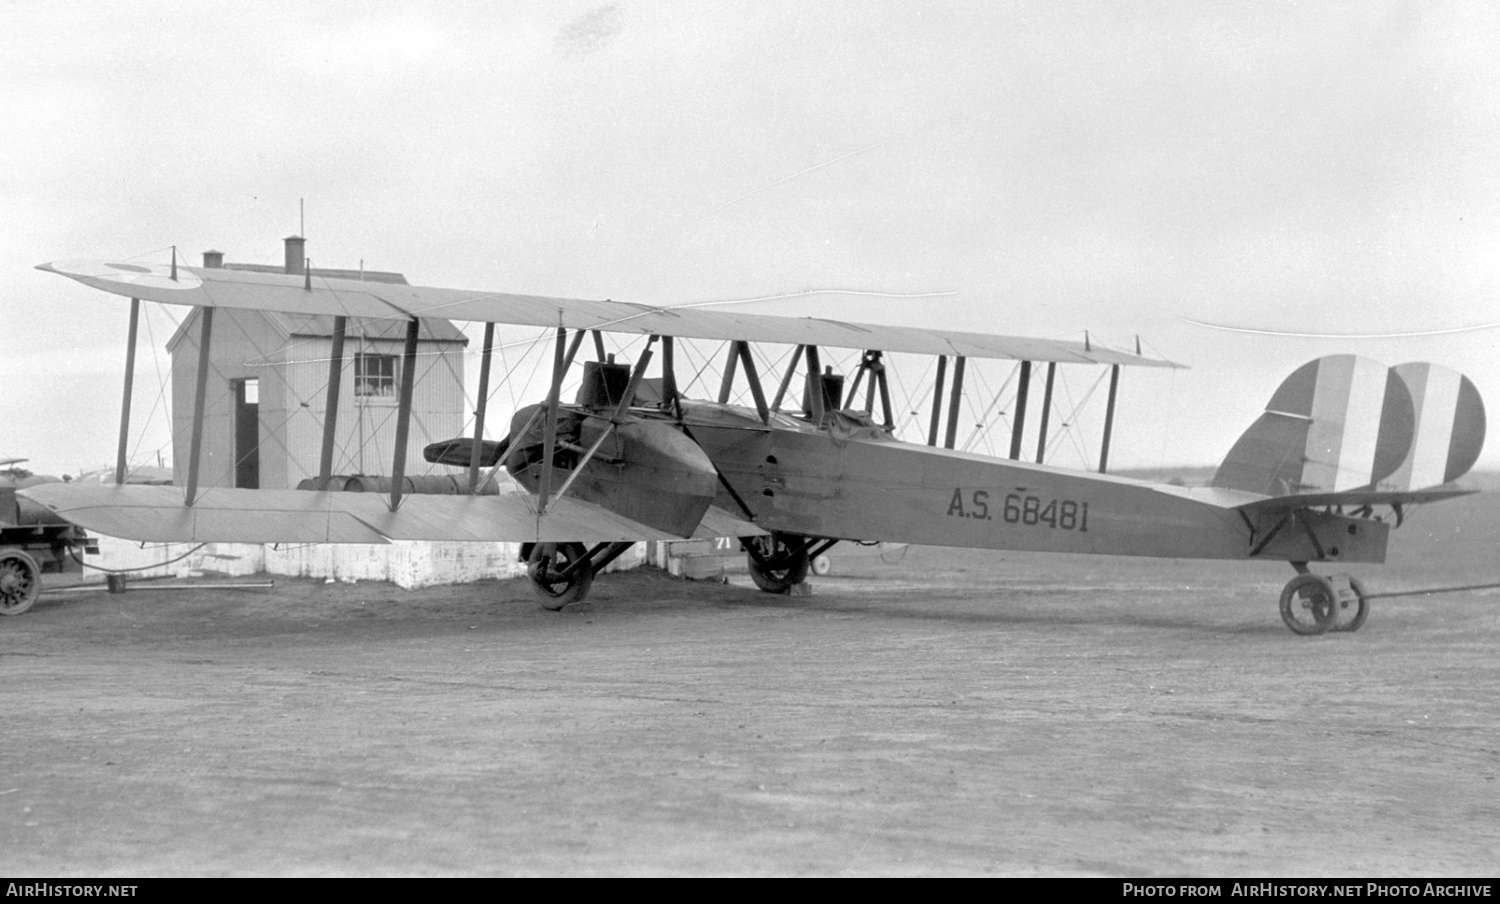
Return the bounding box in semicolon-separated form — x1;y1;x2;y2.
20;257;1487;635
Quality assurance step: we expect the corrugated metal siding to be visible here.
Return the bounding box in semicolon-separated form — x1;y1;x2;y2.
173;315;466;490
281;335;466;486
172;309;291;490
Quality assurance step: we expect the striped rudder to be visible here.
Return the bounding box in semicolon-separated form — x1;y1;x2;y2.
1212;355;1417;496
1380;363;1487;491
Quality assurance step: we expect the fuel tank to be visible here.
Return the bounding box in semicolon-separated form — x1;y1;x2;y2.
0;476;73;527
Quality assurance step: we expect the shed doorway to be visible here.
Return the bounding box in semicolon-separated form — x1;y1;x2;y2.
232;378;260;489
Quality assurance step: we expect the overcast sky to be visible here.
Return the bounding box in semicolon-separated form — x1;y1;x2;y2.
3;1;1498;476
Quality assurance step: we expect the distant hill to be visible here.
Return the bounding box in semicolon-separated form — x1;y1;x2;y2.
1111;466;1218;487
1112;467;1500;493
1457;470;1500;492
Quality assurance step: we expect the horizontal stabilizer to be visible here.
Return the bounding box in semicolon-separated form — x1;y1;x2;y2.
1233;486;1474;518
17;483;734;545
1212;355;1485;498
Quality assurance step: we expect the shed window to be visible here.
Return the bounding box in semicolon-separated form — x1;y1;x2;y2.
355;353;398;399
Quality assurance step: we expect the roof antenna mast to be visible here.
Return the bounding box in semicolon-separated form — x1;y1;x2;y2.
300;198;311;290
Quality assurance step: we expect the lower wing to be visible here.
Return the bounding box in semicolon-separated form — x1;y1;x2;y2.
19;483;762;545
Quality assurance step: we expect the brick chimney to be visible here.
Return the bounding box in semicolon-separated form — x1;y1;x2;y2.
283;235;306;275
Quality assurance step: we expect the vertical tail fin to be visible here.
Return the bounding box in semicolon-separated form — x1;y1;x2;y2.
1210;355;1485;497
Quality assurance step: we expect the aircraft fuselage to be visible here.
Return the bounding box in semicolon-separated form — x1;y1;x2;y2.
511;399;1389;566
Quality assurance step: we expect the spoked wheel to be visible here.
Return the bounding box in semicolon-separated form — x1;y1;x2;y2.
1330;575;1370;633
0;549;41;616
527;542;594;610
1279;573;1338;635
744;533;810;594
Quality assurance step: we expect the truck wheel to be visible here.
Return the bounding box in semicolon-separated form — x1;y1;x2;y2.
0;549;41;616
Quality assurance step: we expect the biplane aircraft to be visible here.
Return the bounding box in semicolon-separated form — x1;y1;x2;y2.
20;257;1487;634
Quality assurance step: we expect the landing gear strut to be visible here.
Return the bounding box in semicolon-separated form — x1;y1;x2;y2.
525;542;594;610
742;532;810;594
1279;566;1369;635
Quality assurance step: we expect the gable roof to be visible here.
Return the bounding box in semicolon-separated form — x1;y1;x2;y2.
165;264;467;354
166;307;468;355
220;262;409;285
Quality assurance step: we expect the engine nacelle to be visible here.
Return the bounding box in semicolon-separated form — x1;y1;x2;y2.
506;405;717;538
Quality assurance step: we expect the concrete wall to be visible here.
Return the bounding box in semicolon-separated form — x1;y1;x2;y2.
647;538;732;581
90;536;646;590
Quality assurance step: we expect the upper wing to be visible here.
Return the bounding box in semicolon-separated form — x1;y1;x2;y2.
18;483;763;545
38;259;1179;368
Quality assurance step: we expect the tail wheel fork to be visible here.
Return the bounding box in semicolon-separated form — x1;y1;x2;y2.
1280;564;1369;635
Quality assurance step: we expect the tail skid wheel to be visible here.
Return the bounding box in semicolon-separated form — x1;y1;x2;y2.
0;549;41;616
744;533;809;594
527;542;594;610
1279;573;1338;635
1330;575;1370;633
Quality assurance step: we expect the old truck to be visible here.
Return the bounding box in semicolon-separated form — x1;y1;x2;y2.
1;461;98;615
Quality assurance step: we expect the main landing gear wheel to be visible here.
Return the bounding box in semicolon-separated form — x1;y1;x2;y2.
744;533;809;594
1279;573;1338;635
0;549;41;616
526;542;594;610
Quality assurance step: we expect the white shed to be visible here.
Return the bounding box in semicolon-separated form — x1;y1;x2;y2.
165;240;469;491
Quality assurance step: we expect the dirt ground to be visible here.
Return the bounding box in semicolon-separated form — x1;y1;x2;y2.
4;496;1499;877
